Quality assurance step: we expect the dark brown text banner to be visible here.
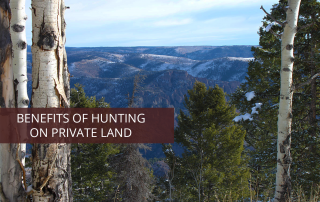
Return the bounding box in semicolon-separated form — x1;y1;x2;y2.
0;108;174;143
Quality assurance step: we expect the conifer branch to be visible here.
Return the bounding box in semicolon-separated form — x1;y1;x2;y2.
260;6;284;26
294;72;320;90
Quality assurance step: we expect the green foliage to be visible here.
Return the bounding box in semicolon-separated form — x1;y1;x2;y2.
72;143;119;201
164;82;249;201
70;84;119;201
231;0;320;199
71;83;109;108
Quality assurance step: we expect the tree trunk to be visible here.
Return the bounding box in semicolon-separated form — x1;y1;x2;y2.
0;1;26;201
10;0;29;193
275;0;301;201
31;0;70;201
60;1;72;200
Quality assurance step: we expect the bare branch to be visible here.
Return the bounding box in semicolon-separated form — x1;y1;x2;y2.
261;6;284;26
16;144;27;190
294;72;320;90
268;28;282;38
297;22;315;32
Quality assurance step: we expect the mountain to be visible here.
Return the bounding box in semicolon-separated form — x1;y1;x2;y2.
26;45;253;159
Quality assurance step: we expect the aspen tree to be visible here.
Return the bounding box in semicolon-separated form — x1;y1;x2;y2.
10;0;29;192
30;0;70;201
275;0;301;201
0;0;28;201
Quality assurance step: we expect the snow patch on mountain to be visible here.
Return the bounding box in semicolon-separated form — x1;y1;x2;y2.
227;57;254;61
136;55;250;82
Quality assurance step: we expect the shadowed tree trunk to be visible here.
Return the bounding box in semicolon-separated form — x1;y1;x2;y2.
0;0;27;201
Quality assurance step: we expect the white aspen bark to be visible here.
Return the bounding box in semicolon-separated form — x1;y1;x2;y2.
0;1;26;201
31;0;70;201
10;0;28;181
10;0;28;108
275;0;301;201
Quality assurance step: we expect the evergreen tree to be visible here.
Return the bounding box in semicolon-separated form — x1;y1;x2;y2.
72;143;119;202
110;74;154;202
71;83;109;108
231;0;320;199
70;84;119;201
110;144;154;202
173;81;249;201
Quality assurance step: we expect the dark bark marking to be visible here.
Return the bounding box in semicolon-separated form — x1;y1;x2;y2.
280;144;285;153
283;135;290;146
14;79;19;108
37;31;56;49
37;24;57;50
11;24;25;32
286;97;289;100
290;57;295;62
17;41;27;49
22;99;29;106
14;79;19;85
283;68;290;72
286;44;293;50
277;159;282;165
283;155;292;164
32;7;36;16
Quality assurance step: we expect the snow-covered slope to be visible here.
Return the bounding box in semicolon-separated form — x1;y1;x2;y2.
124;54;252;82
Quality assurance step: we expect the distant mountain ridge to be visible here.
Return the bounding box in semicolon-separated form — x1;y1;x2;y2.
26;45;253;122
65;45;254;60
26;45;254;159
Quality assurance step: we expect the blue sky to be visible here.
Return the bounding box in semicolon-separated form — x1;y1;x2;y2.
25;0;276;47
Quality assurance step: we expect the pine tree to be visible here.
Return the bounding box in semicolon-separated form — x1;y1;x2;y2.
231;0;320;199
70;84;118;201
70;83;109;108
174;81;249;201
